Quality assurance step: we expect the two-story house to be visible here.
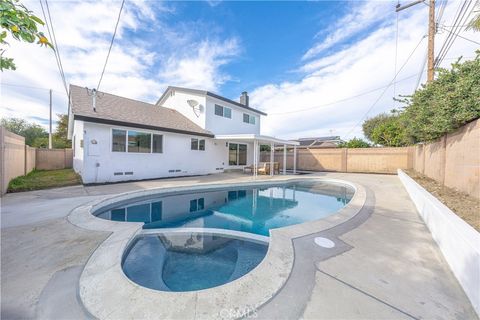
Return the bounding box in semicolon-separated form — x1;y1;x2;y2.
67;84;298;184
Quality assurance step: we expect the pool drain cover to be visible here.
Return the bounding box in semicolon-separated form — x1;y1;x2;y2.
314;237;335;248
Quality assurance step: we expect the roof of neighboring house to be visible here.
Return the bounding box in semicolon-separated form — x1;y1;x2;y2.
296;136;343;148
69;84;214;137
156;86;268;116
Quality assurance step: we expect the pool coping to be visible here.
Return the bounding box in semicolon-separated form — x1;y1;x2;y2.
67;176;366;319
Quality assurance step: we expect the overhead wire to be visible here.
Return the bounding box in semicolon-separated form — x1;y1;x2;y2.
269;73;423;116
416;0;448;88
343;35;427;139
435;0;474;68
38;0;68;98
44;0;68;96
97;0;125;91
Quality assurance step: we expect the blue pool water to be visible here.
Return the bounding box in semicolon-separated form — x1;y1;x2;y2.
96;180;354;236
123;233;268;292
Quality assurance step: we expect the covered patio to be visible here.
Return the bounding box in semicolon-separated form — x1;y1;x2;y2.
215;134;300;177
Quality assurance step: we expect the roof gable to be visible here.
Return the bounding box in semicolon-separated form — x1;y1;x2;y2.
69;85;213;137
156;86;267;116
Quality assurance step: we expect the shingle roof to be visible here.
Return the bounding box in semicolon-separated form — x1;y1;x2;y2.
69;84;214;137
156;86;267;116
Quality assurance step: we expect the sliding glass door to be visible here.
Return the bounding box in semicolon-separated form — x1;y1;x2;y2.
229;143;247;166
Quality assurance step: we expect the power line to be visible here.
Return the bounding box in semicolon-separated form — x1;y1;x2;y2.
269;73;422;116
435;0;474;68
393;1;400;110
1;83;63;93
44;0;68;96
439;25;480;45
38;0;68;98
343;35;426;139
97;0;125;91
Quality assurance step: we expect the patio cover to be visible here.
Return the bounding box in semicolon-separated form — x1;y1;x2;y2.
215;134;300;177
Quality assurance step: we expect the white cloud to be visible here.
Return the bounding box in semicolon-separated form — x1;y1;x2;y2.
0;0;239;129
158;38;240;91
252;0;479;140
302;1;392;61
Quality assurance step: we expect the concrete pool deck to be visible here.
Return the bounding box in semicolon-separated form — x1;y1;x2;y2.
1;172;478;319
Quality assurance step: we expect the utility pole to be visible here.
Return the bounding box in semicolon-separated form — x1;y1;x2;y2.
49;89;52;149
396;0;436;82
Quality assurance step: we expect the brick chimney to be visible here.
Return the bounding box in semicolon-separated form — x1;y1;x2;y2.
240;91;249;107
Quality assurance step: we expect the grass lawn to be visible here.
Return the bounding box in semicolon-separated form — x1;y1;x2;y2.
8;169;82;192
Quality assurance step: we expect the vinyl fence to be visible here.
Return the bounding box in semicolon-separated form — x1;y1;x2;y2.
0;127;73;195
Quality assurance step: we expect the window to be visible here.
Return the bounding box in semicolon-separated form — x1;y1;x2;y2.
238;144;247;165
152;134;163;153
214;104;231;119
243;113;256;124
128;131;151;153
112;129;126;152
229;143;247;165
111;208;126;221
191;138;205;151
190;198;205;212
224;107;231;118
151;201;162;222
191;138;198;150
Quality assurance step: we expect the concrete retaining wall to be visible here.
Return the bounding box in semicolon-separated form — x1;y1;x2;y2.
398;169;480;316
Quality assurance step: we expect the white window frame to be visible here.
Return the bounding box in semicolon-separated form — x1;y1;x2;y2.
111;127;164;154
191;138;206;151
214;104;232;119
243;113;256;125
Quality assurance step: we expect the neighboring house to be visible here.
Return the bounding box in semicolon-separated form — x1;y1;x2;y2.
68;85;297;184
295;136;344;149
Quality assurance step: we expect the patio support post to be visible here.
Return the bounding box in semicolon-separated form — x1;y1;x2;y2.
283;144;287;175
293;145;297;174
253;139;257;179
270;142;274;176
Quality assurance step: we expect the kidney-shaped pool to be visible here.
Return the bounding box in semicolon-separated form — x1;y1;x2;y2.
95;180;355;237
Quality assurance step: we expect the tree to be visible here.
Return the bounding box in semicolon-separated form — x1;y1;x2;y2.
53;113;71;148
399;53;480;142
0;0;53;71
370;115;409;147
338;137;371;148
467;11;480;32
362;113;391;142
1;117;47;145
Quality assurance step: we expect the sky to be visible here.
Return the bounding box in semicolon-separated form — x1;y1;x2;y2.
1;0;478;140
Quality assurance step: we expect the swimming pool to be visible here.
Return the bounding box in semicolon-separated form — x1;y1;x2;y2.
123;232;268;292
95;180;354;237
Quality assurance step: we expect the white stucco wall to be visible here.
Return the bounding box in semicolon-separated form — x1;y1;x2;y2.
72;120;84;175
398;169;480;316
205;96;261;135
77;122;255;184
159;89;261;136
160;90;207;129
